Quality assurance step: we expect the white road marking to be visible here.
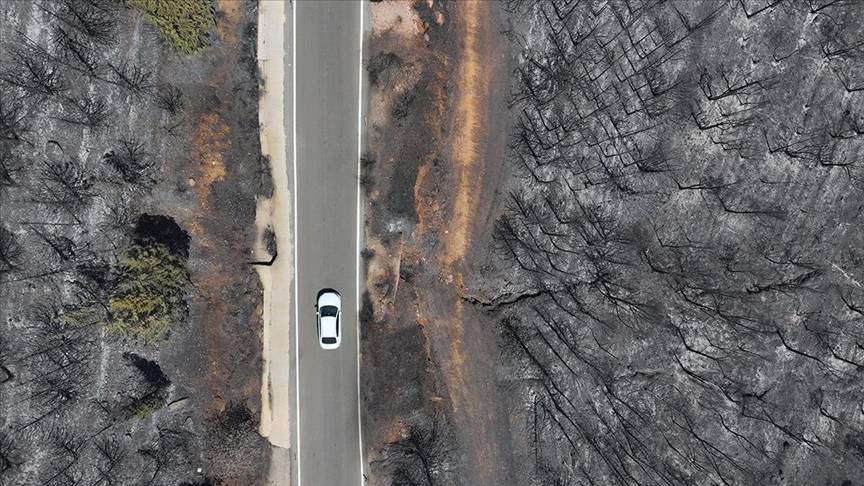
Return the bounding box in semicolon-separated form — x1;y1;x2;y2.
292;1;301;485
356;4;366;485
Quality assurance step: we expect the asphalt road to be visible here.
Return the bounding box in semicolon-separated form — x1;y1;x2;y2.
293;2;363;485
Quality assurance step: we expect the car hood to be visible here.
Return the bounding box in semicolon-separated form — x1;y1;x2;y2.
320;315;338;338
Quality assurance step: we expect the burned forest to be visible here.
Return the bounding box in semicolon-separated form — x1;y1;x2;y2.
358;0;864;483
492;0;864;484
4;0;864;485
0;0;267;484
359;0;864;484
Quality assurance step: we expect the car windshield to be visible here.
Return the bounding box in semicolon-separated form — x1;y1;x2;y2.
322;337;337;344
320;305;338;317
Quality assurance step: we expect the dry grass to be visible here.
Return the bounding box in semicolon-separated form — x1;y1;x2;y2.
192;112;230;208
216;0;242;45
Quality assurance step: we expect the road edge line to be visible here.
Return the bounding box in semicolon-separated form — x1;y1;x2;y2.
292;1;301;485
356;1;367;484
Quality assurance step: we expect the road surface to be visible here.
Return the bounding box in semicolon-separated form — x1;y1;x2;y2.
293;2;364;485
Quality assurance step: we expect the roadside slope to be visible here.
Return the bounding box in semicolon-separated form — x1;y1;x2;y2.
361;1;515;484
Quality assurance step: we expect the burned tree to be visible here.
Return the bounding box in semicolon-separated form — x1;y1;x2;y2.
93;435;128;485
43;0;119;47
11;300;99;431
102;137;156;187
0;41;68;99
107;61;154;95
51;24;103;76
34;157;95;220
58;94;111;129
0;431;21;475
0;146;23;187
40;424;87;485
372;413;457;486
154;83;184;116
0;87;31;144
0;226;22;275
138;427;194;486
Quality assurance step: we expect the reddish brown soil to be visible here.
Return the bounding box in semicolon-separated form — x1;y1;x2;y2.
362;1;515;483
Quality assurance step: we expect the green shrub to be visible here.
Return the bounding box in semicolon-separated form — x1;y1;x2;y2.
108;243;188;341
131;401;161;419
127;0;216;54
60;302;104;327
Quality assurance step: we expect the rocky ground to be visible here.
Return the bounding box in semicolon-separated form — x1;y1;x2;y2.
0;1;268;484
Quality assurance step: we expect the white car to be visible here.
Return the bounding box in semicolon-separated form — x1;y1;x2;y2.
316;290;342;350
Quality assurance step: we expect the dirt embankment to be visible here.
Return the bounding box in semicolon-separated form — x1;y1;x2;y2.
361;1;514;484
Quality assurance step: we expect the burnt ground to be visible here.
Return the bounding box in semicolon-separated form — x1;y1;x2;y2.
0;1;268;484
361;1;517;484
364;0;864;485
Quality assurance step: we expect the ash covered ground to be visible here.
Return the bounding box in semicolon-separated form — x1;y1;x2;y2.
0;1;268;484
361;1;864;485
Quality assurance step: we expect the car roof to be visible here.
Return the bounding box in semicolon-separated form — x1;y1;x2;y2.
320;315;338;338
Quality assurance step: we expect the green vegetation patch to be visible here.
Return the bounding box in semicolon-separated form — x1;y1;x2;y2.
131;401;161;419
127;0;216;54
60;301;105;327
108;243;188;341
